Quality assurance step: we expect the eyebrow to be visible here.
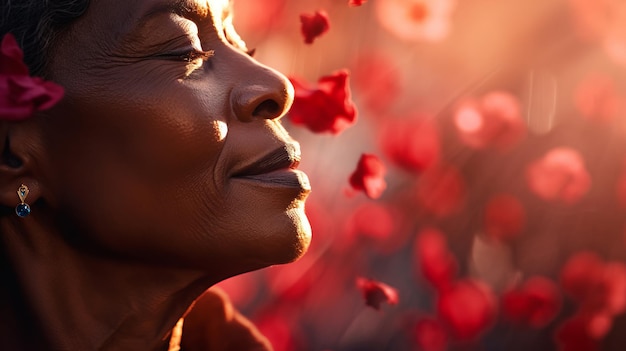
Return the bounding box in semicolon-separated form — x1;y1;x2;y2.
137;0;208;24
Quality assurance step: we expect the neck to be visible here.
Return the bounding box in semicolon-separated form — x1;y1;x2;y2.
0;211;219;351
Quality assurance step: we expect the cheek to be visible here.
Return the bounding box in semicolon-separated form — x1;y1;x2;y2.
46;84;230;257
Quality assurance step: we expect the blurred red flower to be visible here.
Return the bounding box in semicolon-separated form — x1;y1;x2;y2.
525;147;591;204
380;117;440;173
413;317;448;351
560;252;626;317
349;154;387;199
555;312;610;351
483;193;526;242
345;202;394;243
300;10;330;44
351;53;400;113
349;0;367;6
288;70;357;134
1;33;64;121
453;91;526;151
356;277;399;310
414;227;458;291
436;279;497;341
415;165;466;217
574;73;623;122
501;276;562;328
560;251;606;304
254;313;301;351
375;0;456;42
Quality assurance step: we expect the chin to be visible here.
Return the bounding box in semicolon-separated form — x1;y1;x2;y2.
245;203;312;270
273;204;312;264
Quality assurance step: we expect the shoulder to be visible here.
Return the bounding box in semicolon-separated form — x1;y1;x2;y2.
171;287;273;351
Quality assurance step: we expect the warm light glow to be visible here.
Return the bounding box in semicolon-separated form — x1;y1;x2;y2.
455;106;483;133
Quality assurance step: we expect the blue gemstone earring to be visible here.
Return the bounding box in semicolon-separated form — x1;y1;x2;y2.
15;184;31;218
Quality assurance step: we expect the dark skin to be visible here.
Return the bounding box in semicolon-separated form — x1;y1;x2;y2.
0;0;311;349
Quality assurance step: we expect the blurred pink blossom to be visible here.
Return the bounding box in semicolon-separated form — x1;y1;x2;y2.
453;91;526;151
375;0;456;42
567;0;626;66
351;53;401;113
574;73;623;122
525;147;591;204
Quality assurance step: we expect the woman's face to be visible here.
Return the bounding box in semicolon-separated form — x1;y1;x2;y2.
42;0;311;273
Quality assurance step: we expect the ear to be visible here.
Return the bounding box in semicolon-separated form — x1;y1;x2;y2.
0;120;43;211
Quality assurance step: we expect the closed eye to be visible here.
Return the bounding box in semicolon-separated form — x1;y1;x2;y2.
154;48;214;62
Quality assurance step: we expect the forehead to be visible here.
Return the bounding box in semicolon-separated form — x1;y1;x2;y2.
87;0;231;34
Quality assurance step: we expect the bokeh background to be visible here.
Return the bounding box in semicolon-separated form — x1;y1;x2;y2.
217;1;626;350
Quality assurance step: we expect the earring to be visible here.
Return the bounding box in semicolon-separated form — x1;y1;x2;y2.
15;184;31;218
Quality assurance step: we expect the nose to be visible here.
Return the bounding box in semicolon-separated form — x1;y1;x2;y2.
231;66;294;122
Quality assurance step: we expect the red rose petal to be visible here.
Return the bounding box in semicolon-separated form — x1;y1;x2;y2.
300;11;330;44
288;70;357;134
356;277;399;310
349;154;387;199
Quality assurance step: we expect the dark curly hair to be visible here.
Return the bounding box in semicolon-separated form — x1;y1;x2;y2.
1;0;91;76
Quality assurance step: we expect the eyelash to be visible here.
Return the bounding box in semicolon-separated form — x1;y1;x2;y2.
177;49;214;62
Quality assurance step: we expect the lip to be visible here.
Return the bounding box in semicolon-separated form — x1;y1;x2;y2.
233;143;301;176
231;143;310;192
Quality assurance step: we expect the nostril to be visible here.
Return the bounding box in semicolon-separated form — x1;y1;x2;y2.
252;99;281;119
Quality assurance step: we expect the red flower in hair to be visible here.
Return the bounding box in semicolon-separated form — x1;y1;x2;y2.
356;277;399;310
300;11;330;44
0;33;64;121
349;154;387;199
288;70;357;134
